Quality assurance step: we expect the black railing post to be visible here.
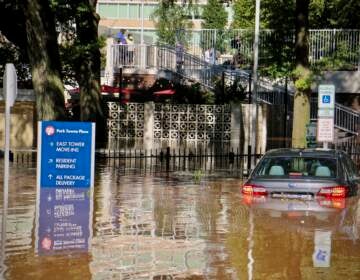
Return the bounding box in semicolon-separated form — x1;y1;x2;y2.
166;146;170;172
248;73;252;104
222;71;225;102
118;66;123;101
283;76;288;147
247;144;252;175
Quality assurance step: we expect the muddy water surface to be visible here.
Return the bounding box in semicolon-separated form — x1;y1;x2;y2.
1;160;360;279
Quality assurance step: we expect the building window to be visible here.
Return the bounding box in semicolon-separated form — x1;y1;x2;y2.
129;4;140;19
98;3;118;19
98;3;158;20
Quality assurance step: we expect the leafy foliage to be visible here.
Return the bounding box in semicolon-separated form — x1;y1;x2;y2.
201;0;228;30
0;35;32;87
214;75;247;104
310;0;360;28
231;0;255;29
200;0;228;53
292;65;313;92
311;41;359;71
151;1;196;46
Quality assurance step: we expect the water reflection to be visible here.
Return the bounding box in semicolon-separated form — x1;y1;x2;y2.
227;195;360;279
0;160;360;279
36;187;92;255
313;230;332;268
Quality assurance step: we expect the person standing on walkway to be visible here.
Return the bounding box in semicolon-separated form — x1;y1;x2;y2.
126;33;135;65
115;29;127;65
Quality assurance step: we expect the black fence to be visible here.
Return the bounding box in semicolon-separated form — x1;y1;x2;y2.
96;147;261;179
336;141;360;167
6;139;360;175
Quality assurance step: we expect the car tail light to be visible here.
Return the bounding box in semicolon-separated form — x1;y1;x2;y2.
242;184;268;196
242;194;267;205
317;186;348;198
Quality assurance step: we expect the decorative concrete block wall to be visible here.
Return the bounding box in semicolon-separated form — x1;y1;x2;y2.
106;102;267;153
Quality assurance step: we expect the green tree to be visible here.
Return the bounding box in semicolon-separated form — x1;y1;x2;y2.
151;0;196;46
0;0;103;124
56;0;103;122
21;0;66;121
232;0;360;29
201;0;228;53
260;0;295;77
0;2;32;85
202;0;228;29
231;0;255;29
309;0;330;27
331;0;360;28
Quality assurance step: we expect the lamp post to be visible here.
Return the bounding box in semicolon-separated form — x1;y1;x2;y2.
141;0;144;45
250;0;261;168
140;0;145;68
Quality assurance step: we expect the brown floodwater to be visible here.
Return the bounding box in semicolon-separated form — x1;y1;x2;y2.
1;159;360;279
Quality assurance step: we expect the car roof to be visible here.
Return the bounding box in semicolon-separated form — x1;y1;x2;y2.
263;148;343;158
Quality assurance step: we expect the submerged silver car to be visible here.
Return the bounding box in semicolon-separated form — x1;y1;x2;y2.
242;148;360;198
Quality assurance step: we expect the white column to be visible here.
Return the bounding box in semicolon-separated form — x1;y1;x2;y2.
144;101;154;152
105;37;115;85
231;103;242;150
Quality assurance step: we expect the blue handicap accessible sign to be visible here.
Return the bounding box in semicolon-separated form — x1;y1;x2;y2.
322;95;331;104
38;121;95;188
318;84;335;109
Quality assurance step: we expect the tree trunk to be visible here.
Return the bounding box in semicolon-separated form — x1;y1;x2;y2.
74;0;103;123
22;0;66;121
292;0;311;148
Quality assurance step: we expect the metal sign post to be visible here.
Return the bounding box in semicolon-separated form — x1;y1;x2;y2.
1;63;17;276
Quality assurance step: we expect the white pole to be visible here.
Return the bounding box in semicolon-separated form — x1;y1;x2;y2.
253;0;260;95
141;0;144;45
140;0;145;68
1;63;17;278
1;101;10;277
251;0;261;167
247;209;254;280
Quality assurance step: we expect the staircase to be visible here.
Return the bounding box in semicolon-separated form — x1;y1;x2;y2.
109;44;360;137
156;45;360;137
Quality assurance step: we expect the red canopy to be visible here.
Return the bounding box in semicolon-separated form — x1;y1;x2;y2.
153;89;175;96
69;85;137;95
101;85;135;94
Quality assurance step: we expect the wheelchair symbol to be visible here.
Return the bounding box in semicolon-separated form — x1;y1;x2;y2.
322;95;331;104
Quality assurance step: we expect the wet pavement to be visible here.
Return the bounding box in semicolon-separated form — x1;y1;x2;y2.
1;159;360;279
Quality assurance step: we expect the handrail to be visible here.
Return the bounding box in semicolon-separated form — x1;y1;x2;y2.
109;43;360;136
157;45;360;135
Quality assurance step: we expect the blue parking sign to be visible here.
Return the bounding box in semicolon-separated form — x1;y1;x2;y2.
318;84;335;110
322;95;330;104
37;121;95;188
36;121;95;255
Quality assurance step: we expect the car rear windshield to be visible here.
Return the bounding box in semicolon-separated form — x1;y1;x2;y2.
254;156;337;178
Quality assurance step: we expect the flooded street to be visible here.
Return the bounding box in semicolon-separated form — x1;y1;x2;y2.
1;159;360;279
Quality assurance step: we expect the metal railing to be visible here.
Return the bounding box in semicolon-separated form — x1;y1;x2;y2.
186;29;360;70
109;43;360;135
111;43;159;69
109;29;360;70
310;98;360;134
168;45;360;135
157;45;228;89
